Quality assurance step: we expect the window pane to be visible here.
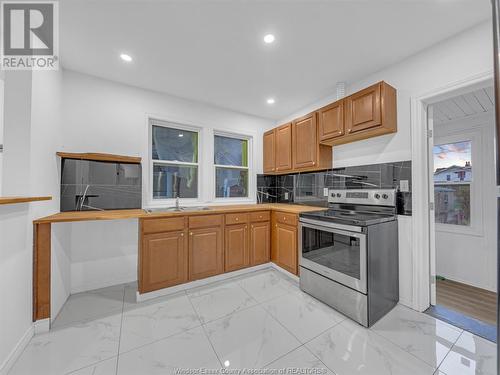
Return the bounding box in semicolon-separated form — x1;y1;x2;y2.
434;184;470;225
214;135;248;167
153;164;198;199
433;141;472;183
215;168;248;198
152;125;198;163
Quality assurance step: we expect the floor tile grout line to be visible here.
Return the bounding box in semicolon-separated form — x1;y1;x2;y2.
363;324;440;371
435;330;466;373
114;284;127;375
185;290;225;368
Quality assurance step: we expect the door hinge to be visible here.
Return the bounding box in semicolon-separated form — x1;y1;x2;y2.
429;202;434;211
427;129;433;138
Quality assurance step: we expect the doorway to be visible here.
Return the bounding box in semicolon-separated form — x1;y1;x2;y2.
426;85;497;341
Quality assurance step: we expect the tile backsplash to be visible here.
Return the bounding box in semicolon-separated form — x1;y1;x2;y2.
257;160;412;215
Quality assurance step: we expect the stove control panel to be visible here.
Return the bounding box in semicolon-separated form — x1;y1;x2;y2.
328;189;396;206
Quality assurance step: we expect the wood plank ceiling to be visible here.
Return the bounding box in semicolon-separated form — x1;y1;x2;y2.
433;86;494;125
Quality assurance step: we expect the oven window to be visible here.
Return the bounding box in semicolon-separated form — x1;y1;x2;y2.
302;226;361;280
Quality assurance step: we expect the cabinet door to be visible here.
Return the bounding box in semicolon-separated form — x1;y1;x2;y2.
263;129;276;173
189;227;223;281
345;82;382;134
250;221;270;266
225;224;249;272
273;222;298;275
293;113;318;170
275;123;293;172
318;100;344;141
140;231;188;293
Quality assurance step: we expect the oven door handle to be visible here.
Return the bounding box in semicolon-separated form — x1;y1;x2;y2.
299;219;365;237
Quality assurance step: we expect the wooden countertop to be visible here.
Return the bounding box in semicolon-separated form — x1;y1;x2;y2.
33;203;326;224
0;196;52;206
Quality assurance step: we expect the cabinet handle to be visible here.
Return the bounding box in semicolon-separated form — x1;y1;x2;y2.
259;215;262;219
190;232;193;236
275;224;278;227
283;217;286;221
236;218;239;221
181;233;184;237
312;162;316;166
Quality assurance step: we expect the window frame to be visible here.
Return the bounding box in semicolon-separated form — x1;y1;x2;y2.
212;130;254;202
148;118;202;206
433;130;482;236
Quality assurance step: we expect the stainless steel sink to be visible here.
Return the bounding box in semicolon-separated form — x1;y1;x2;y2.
145;206;211;213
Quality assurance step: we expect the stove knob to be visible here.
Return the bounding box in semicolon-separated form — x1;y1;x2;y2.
374;193;380;199
336;193;341;198
382;194;389;199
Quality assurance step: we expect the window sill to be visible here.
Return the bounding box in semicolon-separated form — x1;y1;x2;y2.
435;224;484;237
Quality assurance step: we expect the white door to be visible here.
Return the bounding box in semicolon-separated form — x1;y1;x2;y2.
428;105;437;305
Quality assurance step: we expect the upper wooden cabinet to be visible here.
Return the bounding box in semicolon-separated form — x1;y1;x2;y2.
263;129;276;174
275;123;293;172
293;113;317;169
263;81;397;171
318;100;344;141
324;81;397;146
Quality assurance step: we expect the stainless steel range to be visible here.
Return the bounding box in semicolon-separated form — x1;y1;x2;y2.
299;189;399;327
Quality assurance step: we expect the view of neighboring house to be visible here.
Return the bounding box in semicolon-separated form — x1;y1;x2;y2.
434;162;472;225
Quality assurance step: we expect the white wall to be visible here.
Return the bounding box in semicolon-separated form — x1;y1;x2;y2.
60;70;274;292
435;113;497;292
0;68;64;373
275;21;493;309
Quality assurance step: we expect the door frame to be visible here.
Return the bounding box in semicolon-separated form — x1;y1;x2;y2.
410;70;494;312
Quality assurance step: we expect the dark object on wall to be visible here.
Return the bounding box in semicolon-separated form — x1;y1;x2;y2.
60;158;142;212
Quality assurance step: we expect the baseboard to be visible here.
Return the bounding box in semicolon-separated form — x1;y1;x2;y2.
34;319;50;334
137;263;273;302
0;324;34;375
271;263;299;283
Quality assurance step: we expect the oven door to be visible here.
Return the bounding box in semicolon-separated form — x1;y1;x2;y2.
299;219;367;294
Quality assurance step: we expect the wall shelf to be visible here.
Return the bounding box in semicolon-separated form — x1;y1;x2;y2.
56;152;141;164
0;196;52;206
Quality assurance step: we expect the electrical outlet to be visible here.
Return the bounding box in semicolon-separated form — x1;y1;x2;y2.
400;180;409;192
323;188;329;197
284;192;289;200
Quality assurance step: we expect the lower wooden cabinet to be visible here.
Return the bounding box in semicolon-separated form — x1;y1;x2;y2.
189;226;224;281
140;230;188;293
272;213;298;275
250;221;270;266
225;223;249;272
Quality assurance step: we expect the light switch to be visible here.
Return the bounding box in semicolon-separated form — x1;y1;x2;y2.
284;192;289;200
400;180;409;192
323;188;329;197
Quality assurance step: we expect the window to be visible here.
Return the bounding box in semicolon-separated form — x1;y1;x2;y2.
151;123;199;200
433;140;472;226
214;134;249;198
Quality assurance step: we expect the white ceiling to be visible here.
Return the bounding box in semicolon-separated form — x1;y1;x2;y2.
60;0;491;120
433;87;494;125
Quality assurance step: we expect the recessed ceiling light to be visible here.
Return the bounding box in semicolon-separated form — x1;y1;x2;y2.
120;53;132;62
266;98;275;105
263;34;275;44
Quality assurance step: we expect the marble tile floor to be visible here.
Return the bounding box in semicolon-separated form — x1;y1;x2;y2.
9;269;497;375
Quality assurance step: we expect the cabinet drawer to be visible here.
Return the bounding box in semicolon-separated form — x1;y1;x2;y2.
225;213;249;225
189;214;223;229
142;217;186;234
249;211;270;222
275;212;298;226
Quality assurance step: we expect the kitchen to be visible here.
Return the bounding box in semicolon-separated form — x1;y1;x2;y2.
0;1;497;375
